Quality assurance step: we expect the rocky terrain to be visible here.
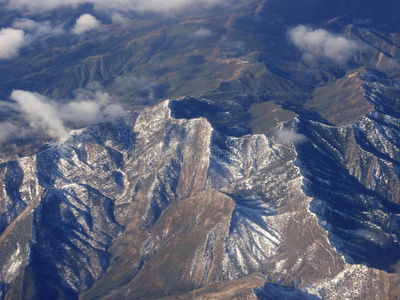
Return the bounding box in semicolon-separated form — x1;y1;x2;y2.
1;0;400;299
1;71;400;298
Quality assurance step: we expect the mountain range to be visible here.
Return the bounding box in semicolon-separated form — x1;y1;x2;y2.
1;0;400;299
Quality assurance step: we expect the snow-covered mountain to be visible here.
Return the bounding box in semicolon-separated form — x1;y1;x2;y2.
1;71;400;299
2;0;400;299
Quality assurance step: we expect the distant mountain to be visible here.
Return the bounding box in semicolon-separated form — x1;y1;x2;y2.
1;0;400;299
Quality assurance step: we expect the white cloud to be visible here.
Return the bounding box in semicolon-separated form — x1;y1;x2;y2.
390;260;400;274
0;122;18;141
114;75;169;103
12;18;38;30
111;12;130;25
0;28;25;60
13;18;64;36
220;37;245;53
11;90;68;138
0;20;65;60
62;88;124;126
72;14;102;35
9;85;124;138
13;18;65;43
288;25;359;64
5;0;226;14
276;129;307;144
192;28;212;38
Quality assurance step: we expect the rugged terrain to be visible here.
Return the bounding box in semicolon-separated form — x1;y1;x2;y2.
1;73;400;298
1;0;400;299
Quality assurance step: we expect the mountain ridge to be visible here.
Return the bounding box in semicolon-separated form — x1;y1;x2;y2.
1;83;400;298
2;0;400;299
